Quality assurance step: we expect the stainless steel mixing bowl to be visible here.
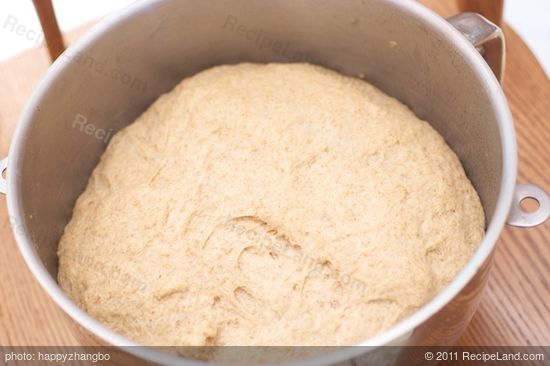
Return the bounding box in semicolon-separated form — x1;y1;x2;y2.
1;0;549;365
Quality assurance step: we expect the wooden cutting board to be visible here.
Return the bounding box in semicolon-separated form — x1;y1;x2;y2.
0;0;548;361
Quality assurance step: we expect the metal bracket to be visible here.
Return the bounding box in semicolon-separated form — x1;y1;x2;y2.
447;12;505;83
507;184;550;227
0;157;7;195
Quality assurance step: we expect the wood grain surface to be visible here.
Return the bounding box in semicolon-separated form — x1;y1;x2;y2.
0;0;548;361
456;0;504;26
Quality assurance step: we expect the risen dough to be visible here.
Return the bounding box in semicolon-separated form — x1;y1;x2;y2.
58;63;484;349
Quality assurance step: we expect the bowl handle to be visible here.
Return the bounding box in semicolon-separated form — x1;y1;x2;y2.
447;12;505;83
0;157;7;195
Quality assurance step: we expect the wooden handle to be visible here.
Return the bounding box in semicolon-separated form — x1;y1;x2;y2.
32;0;65;61
456;0;504;26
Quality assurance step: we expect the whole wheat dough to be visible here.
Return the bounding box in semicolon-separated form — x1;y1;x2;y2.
58;63;484;349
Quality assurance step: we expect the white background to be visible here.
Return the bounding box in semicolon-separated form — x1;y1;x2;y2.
0;0;549;76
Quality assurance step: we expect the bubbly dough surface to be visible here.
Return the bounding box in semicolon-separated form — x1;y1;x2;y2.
58;63;484;348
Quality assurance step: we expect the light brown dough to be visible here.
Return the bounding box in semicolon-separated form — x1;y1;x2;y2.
58;63;484;350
